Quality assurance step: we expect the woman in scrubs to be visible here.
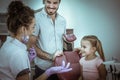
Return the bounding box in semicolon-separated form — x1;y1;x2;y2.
0;1;72;80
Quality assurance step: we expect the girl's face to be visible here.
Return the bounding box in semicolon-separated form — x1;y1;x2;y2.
80;40;94;56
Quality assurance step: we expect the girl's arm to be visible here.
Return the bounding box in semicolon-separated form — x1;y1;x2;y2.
79;62;83;80
79;76;82;80
98;64;107;80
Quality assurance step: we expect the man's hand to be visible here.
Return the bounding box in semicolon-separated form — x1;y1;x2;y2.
52;50;63;60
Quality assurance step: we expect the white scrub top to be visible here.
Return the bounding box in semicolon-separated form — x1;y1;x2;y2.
0;36;30;80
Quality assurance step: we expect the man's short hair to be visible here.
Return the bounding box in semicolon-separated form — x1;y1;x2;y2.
43;0;61;4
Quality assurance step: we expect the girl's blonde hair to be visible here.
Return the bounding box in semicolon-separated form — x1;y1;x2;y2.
82;35;105;61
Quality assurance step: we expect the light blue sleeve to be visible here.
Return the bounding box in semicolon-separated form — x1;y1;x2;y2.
64;19;67;34
33;13;40;37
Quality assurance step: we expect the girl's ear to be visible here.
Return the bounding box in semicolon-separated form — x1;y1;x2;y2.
92;47;96;52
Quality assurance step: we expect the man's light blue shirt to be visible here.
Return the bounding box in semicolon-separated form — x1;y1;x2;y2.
33;8;66;70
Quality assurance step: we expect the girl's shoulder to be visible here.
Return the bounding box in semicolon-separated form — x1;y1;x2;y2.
95;56;104;67
80;56;85;61
95;56;103;62
79;57;86;64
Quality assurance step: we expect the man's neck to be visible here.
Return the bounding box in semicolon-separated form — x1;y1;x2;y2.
49;14;56;22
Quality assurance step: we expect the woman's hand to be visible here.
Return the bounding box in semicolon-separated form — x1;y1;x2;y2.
28;47;37;62
45;61;72;76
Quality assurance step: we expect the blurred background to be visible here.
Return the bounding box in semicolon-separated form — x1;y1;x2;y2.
0;0;120;61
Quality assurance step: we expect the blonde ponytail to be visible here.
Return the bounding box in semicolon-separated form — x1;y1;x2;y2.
96;39;105;61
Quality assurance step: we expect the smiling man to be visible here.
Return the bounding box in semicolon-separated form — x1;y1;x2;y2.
44;0;60;15
32;0;66;80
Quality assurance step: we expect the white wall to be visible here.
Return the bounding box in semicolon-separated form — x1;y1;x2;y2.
0;0;43;13
0;0;120;61
58;0;120;61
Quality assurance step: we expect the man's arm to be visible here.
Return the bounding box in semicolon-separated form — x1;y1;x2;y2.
27;35;53;61
34;44;53;61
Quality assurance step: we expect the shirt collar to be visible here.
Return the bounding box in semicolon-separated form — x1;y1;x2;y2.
8;36;27;51
42;7;59;18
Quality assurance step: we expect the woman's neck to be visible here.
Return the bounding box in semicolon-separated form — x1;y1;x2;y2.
14;34;22;42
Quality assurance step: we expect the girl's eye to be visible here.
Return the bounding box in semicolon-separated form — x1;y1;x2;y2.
81;46;86;49
54;2;58;4
83;46;86;48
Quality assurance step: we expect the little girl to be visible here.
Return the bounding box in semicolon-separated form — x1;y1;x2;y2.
79;35;107;80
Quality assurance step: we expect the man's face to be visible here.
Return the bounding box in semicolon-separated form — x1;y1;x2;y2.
44;0;60;15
